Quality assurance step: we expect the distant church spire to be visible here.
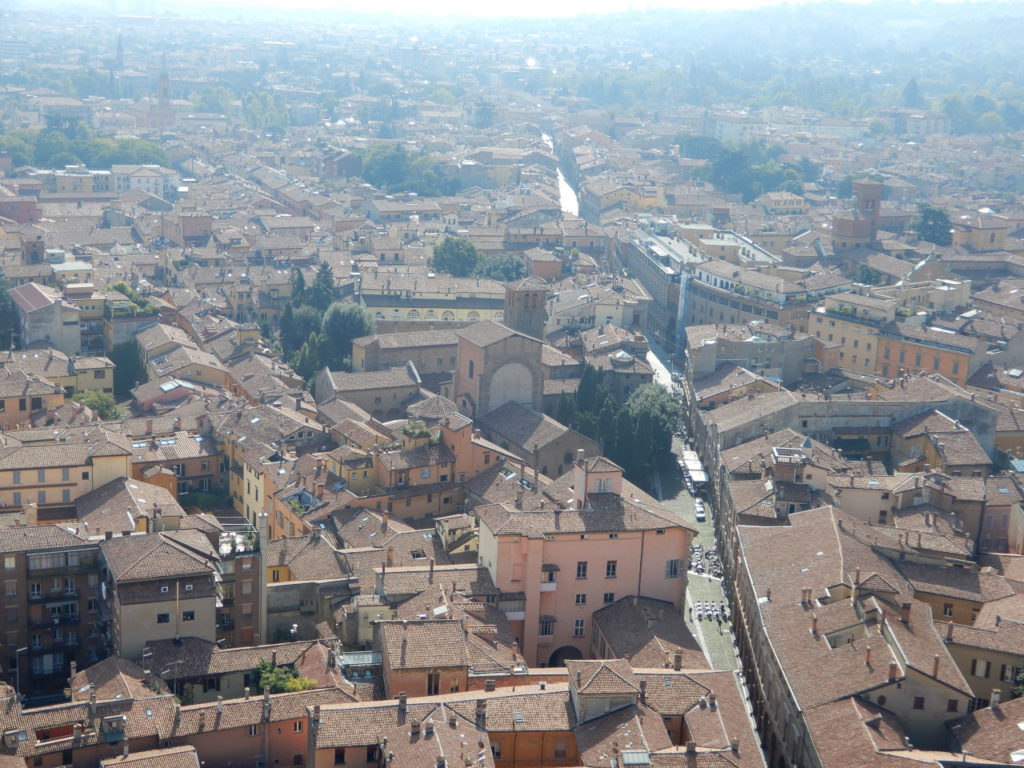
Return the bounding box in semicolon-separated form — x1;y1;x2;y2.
115;34;124;69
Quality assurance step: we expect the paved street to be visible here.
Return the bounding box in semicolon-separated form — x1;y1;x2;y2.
657;436;740;672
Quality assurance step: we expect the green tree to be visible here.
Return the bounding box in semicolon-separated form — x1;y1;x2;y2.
256;659;317;694
291;332;325;381
0;278;15;349
914;204;953;247
625;384;681;456
320;302;374;370
72;391;122;420
612;409;636;474
475;252;525;282
282;304;322;358
362;142;410;189
33;130;73;167
555;392;577;429
194;86;235;116
430;237;480;278
977;111;1005;134
901;78;924;109
306;263;336;313
574;365;608;416
856;265;883;285
290;268;306;303
110;341;146;400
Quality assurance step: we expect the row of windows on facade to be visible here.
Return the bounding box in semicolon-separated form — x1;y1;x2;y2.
0;397;44;413
372;310;497;322
155;611;196;623
9;468;87;484
5;551;88;570
873;692;963;713
546;558;683;583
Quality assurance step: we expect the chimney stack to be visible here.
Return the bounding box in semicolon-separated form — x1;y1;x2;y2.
865;645;872;667
946;621;954;642
888;662;898;681
992;689;1002;709
475;699;486;727
217;696;223;714
811;614;818;636
639;680;647;704
932;654;940;677
900;602;911;623
673;651;682;671
398;692;407;712
685;741;696;754
428;558;434;582
854;568;860;585
765;588;771;602
708;691;716;710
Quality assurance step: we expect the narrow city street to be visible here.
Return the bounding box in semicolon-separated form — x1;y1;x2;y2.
658;443;740;671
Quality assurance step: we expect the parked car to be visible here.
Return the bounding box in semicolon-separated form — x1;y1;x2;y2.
694;498;706;522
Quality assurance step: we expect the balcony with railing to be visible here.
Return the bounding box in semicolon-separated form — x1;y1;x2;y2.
29;613;80;628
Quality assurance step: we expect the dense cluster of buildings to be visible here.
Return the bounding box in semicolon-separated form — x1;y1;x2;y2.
1;6;1024;768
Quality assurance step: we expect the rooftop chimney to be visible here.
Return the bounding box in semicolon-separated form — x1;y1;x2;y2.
428;558;434;582
673;651;682;671
900;602;911;624
708;691;716;710
398;692;407;712
854;568;861;585
639;680;647;704
865;645;872;667
932;654;940;677
811;614;818;636
992;689;1002;709
475;699;486;727
888;662;898;681
946;621;954;642
217;696;223;714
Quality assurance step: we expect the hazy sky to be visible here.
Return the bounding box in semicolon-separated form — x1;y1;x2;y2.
177;0;874;20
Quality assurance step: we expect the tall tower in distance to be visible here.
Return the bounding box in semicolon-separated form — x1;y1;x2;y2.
504;276;549;341
852;178;883;241
115;34;124;70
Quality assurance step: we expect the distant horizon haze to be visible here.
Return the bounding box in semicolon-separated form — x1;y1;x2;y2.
5;0;993;21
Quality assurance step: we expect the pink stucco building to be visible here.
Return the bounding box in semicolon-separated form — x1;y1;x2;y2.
477;456;694;666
